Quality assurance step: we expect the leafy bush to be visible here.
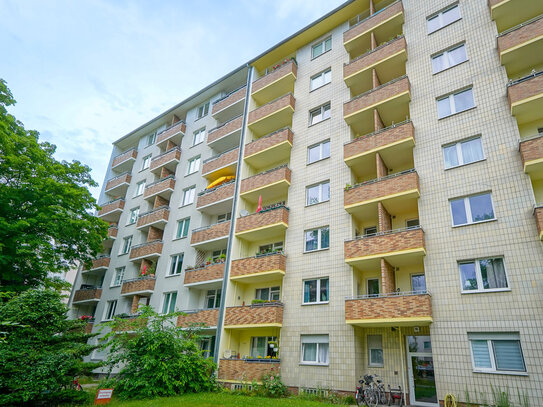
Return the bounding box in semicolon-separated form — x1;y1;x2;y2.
255;370;288;398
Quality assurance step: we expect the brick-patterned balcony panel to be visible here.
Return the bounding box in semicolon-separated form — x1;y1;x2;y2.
252;59;297;95
534;206;543;239
231;254;286;279
107;226;118;239
345;227;424;260
85;322;94;334
507;73;543;107
137;207;170;229
345;293;432;322
73;288;102;303
244;128;294;159
202;148;239;176
197;181;235;209
224;304;283;326
150;148;181;172
236;207;289;234
113;317;147;332
208;115;243;145
177;309;219;328
156;121;186;145
143;177;176;199
218;359;279;383
98;199;125;217
184;263;225;285
498;15;543;54
344;76;410;117
105;173;131;192
83;256;111;271
344;1;404;45
191;221;231;245
212;86;246;115
241;166;291;194
112;149;137;169
248;94;295;125
345;170;419;207
344;36;407;79
129;241;163;260
121;277;156;295
344;121;414;161
520;135;543;168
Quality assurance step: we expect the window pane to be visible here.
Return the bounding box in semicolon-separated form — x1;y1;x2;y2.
322;104;331;120
442;6;461;26
305;230;318;251
450;198;468;225
322;182;330;202
471;340;492;368
427;15;440;33
321;141;330;159
312;43;323;58
318;343;329;364
320;278;329;302
320;227;329;249
324;37;332;52
460;262;478;291
469;194;494;222
432;54;446;73
443;144;459;168
310;109;321;125
454;89;474;112
461;138;483;164
307;185;320;205
370;349;384;365
448;45;467;67
437;97;451;118
308;145;320;163
303;343;317;362
257;288;269;301
368;279;379;296
324;69;331;84
479;258;507;289
411;274;426;292
304;280;317;303
493;340;525;371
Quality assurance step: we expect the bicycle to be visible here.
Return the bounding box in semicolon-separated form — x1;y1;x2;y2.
72;375;83;391
356;374;384;407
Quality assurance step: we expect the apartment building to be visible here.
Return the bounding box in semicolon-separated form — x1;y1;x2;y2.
68;0;543;404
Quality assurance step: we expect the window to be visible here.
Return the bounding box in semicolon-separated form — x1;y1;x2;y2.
206;289;221;309
135;180;146;197
432;44;467;74
162;292;177;314
310;68;331;91
437;88;475;118
468;332;526;373
443;137;484;169
182;186;196;206
301;335;329;365
303;278;329;304
104;300;117;320
364;226;377;236
112;267;125;287
120;235;132;255
200;336;216;359
169;254;184;276
459;257;508;293
306;181;330;206
193;128;206;146
258;241;283;255
367;278;379;297
255;286;280;302
427;4;461;34
309;103;331;125
141;155;151;170
197;102;210;119
308;140;330;164
450;192;495;226
251;336;278;358
411;274;427;293
406;219;420;229
305;226;329;252
368;335;383;367
217;212;232;223
186;156;201;175
311;37;332;59
127;207;139;225
146;132;156;146
176;218;190;239
212;249;227;262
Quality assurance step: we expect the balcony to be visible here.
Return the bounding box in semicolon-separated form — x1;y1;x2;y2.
507;70;543;125
184;262;224;287
252;59;297;105
177;308;219;328
207;115;243;151
129;240;163;262
150;147;181;174
136;206;170;231
344;76;410;136
534;205;543;240
345;170;420;221
520;134;543;178
224;303;283;329
345;291;432;327
240;165;291;204
212;85;246;123
111;148;137;172
113;315;147;332
345;226;425;269
121;276;156;296
248;93;295;137
489;0;543;33
235;206;289;241
82;256;111;273
344;120;414;178
343;1;404;56
231;253;286;283
72;287;102;304
344;35;407;96
218;359;280;383
201;147;239;180
156;121;186;149
191;221;230;251
196;180;235;214
143;176;175;201
98;198;125;222
244;128;293;170
104;172;131;197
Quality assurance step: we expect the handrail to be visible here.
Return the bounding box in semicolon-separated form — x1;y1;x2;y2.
203;146;239;164
99;197;125;206
346;225;422;242
122;276;156;284
244;204;289;217
208;114;243;133
252;92;293;110
242;164;288;181
345;35;404;65
138;206;169;218
145;175;175;188
508;69;543;87
344;119;411;146
260;57;297;78
345;75;407;104
498;13;543;37
532;203;543;213
112;148;137;161
345;0;400;32
78;285;102;290
129;240;163;250
228;301;284;308
345;168;415;191
212;85;247;105
247;127;292;144
198;179;235;196
106;171;131;182
346;290;429;300
157;120;186;136
192;220;231;233
151;146;181;161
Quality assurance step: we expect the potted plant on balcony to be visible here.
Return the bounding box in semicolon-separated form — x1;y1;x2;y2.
206;257;213;266
185;265;194;271
218;253;226;263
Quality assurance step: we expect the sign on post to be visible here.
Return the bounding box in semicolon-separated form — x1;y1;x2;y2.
94;388;114;405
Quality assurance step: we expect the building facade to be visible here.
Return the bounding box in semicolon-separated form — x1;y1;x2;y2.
68;0;543;404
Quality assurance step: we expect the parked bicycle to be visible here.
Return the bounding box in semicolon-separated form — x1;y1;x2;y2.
356;374;402;406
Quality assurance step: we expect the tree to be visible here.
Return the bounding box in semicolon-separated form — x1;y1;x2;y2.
0;79;108;293
0;289;98;405
101;306;216;399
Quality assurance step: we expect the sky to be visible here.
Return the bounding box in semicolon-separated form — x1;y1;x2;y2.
0;0;346;198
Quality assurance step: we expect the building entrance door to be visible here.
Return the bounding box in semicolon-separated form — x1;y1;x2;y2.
406;336;437;406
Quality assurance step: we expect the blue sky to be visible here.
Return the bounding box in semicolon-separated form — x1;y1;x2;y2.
0;0;345;197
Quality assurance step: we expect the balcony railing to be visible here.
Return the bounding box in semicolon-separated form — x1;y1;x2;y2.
111;148;137;171
224;302;283;327
184;262;225;285
177;308;219;328
240;165;291;200
507;70;543;124
129;240;163;261
136;206;170;230
191;221;230;247
143;175;176;200
231;252;286;280
82;255;111;272
156;121;186;148
235;205;289;237
196;180;235;210
218;359;280;383
104;171;131;195
97;198;125;220
150;147;181;173
121;276;156;295
212;85;246;121
107;224;118;239
252;59;297;105
248;93;295;136
207;114;243;145
533;204;543;240
244;127;294;170
73;287;102;303
201;146;239;178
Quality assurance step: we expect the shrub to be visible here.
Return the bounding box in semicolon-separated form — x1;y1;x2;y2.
255;370;288;398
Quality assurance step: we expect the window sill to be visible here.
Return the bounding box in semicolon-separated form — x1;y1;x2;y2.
428;17;462;36
303;248;329;254
369;364;384;368
473;370;528;377
126;222;136;226
165;273;182;278
139;168;150;173
311;48;332;61
438;106;476;121
185;172;199;177
308;116;331;128
134;193;143;198
179;203;194;208
307;156;330;166
305;200;330;208
301;301;329;306
433;59;468;75
195;115;207;122
444;158;486;171
110;284;121;288
118;252;129;257
461;288;511;295
452;218;497;228
299;362;329;367
309;81;331;93
172;236;188;241
190;142;204;149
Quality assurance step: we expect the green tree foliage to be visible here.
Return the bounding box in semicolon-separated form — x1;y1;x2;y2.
0;289;98;405
0;79;108;292
101;306;217;399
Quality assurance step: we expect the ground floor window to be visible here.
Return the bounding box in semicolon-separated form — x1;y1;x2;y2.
368;335;383;367
200;336;215;359
301;334;329;365
250;336;278;358
468;332;526;373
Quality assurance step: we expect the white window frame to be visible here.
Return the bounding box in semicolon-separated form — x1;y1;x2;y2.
432;43;468;74
468;332;526;374
217;212;232;223
161;291;178;314
193;128;206;146
134;180;146;197
427;4;461;34
212;249;227;261
182;186;196;206
311;36;332;59
443;136;485;169
449;192;495;227
169;254;184;276
437;88;475;119
304;226;330;252
458;257;509;294
307;140;330;164
368;335;384;367
309;102;331;126
176;218;190;239
186;156;201;175
306;181;330;206
302;277;329;305
310;68;331;91
258;241;283;254
127;207;139;225
300;335;329;366
120;235;132;255
255;286;281;302
146;132;156;147
197;102;210;119
103;300;117;321
205;289;221;309
111;267;125;287
141;154;152;170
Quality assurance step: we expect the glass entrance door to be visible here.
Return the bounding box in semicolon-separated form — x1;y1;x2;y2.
406;336;437;406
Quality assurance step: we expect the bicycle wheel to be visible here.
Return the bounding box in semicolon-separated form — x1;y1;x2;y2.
355;389;363;406
379;387;388;405
362;388;371;407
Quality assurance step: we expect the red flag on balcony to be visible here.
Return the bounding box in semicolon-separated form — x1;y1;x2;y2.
257;195;262;213
142;264;146;276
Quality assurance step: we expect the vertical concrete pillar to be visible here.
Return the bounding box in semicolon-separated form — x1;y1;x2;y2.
372;68;381;89
369;0;375;15
378;202;392;232
154;195;169;209
147;226;163;242
131;295;141;313
165;140;177;150
376;153;389;178
371;32;378;51
159;167;173;179
380;259;396;294
373;109;384;132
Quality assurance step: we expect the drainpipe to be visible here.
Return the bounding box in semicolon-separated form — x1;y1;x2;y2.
213;65;254;365
399;327;407;404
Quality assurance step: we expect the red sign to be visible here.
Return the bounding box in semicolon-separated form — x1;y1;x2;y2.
94;388;114;405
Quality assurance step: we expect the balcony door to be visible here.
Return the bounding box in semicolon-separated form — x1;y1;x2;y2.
406;336;437;406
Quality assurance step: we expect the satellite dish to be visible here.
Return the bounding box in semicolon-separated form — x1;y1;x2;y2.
224;350;232;359
240;209;249;217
